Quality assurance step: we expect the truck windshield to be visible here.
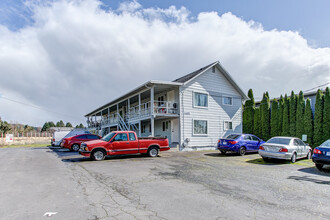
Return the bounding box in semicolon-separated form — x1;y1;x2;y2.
102;132;116;142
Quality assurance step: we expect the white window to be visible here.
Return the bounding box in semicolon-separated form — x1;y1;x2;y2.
194;92;208;107
223;96;233;105
224;121;233;130
193;120;208;135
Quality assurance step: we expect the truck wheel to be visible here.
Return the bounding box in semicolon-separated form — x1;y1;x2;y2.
148;147;159;157
71;144;80;152
92;150;105;161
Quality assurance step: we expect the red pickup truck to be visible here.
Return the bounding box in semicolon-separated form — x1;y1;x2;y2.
79;131;170;161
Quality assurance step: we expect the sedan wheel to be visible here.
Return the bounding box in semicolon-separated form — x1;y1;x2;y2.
220;150;226;155
93;150;105;161
238;147;246;156
71;144;80;152
291;153;297;163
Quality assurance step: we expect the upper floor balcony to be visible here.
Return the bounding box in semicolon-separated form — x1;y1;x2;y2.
87;100;179;129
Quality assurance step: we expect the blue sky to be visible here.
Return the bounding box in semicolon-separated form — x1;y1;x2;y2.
2;0;330;47
0;0;329;126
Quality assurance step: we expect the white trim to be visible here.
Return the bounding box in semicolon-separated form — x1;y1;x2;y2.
223;120;233;131
193;91;209;108
193;119;208;136
222;95;233;106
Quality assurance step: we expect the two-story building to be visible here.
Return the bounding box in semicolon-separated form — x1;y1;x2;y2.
85;61;248;150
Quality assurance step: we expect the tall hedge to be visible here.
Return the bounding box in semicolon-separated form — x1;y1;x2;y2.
261;93;271;140
243;89;255;134
282;94;290;136
304;98;313;146
323;87;330;141
289;91;297;137
296;91;305;139
270;99;280;137
254;107;262;138
314;89;324;146
278;95;284;134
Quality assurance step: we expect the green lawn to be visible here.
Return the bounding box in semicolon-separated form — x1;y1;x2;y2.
0;144;49;148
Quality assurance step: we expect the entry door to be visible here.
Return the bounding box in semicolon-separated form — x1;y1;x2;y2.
171;118;179;144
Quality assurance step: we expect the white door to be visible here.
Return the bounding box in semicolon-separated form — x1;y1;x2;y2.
171;118;179;143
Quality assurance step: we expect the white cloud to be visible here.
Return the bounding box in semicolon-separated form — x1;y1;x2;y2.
0;0;329;126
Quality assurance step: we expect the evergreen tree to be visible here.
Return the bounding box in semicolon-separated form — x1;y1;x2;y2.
254;107;262;138
243;89;255;134
323;87;330;141
289;91;297;136
76;123;85;128
304;98;313;146
295;91;305;139
41;122;50;132
282;94;290;136
48;121;55;127
314;89;324;146
65;122;73;127
56;120;65;127
0;120;12;134
260;93;271;140
278;95;284;134
270;99;279;137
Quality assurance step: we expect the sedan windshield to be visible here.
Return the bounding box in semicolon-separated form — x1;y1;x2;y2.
266;137;291;145
320;140;330;148
225;134;240;139
102;132;116;142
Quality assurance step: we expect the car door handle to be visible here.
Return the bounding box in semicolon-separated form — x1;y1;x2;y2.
126;142;129;144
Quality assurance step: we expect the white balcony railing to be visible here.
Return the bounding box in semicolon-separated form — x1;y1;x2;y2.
87;101;179;128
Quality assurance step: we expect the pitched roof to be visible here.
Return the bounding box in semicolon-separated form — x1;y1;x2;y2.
174;61;248;100
173;61;218;83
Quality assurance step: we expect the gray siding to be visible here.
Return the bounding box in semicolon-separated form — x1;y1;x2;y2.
180;67;243;148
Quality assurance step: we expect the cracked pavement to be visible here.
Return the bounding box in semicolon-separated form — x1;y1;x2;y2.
0;147;330;219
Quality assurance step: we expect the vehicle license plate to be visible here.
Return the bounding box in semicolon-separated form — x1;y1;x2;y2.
326;152;330;156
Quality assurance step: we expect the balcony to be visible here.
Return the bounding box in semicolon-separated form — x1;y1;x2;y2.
128;101;179;121
87;101;179;129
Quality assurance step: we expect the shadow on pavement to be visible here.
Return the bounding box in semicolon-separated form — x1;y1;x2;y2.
61;154;151;163
204;152;238;157
245;158;291;165
296;166;330;175
288;175;330;185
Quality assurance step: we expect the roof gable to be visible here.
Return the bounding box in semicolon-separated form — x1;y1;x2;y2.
174;61;248;100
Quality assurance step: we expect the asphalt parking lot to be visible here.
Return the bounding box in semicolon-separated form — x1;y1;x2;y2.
0;147;330;220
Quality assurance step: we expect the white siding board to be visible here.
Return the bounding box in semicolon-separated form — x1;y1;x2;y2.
180;67;243;149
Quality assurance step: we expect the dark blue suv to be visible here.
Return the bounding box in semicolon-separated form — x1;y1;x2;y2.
217;134;265;156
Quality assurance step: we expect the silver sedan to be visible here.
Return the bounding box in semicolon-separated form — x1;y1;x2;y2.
258;136;312;163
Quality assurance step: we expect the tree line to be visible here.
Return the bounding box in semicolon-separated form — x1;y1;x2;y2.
243;87;330;147
41;120;84;131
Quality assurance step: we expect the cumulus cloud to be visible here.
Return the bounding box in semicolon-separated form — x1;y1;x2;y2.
0;0;329;126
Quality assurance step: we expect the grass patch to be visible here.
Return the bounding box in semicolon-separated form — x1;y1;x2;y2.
0;144;49;148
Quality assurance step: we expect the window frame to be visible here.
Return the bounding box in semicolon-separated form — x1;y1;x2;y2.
193;91;209;108
193;119;208;136
224;121;233;131
222;95;233;106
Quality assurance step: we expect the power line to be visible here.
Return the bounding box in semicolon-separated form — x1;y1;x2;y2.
303;82;330;93
0;95;82;120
